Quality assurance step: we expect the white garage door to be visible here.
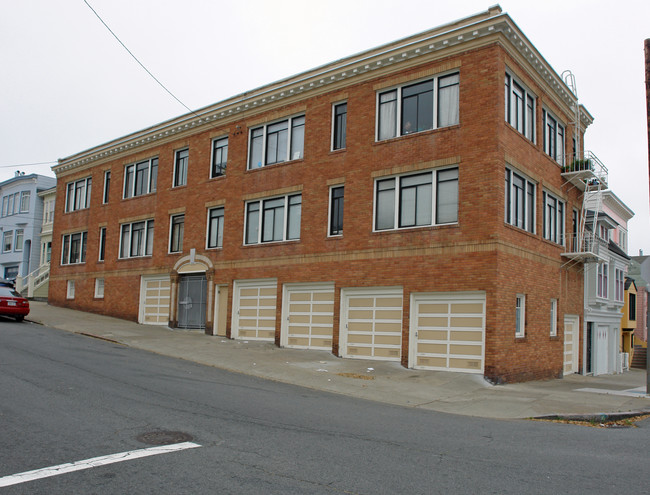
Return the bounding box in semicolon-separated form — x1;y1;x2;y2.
340;288;403;361
138;275;171;325
232;279;277;340
563;315;579;374
409;292;485;373
281;284;335;350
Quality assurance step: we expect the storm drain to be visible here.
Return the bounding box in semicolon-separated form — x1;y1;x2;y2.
136;431;194;446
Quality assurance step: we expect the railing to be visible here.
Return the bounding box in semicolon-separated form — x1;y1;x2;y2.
561;151;608;189
561;232;608;259
15;264;50;298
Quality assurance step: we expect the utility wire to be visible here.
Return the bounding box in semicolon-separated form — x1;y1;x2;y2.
0;161;58;169
83;0;198;116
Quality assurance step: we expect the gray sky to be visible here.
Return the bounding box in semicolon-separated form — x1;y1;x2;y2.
1;0;648;254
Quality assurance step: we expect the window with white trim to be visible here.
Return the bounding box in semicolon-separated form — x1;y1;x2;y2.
550;299;557;336
515;294;526;338
505;73;535;142
3;231;13;252
542;109;565;165
377;72;459;141
14;229;23;252
505;167;535;233
169;214;184;253
99;227;106;261
332;102;347;150
95;278;105;299
2;192;21;217
597;262;609;298
248;115;305;169
329;186;344;236
245;193;302;244
119;220;154;258
19;191;30;212
103;171;111;204
207;206;224;249
618;229;628;252
173;149;188;187
374;167;458;231
599;225;609;242
61;231;88;265
124;158;158;198
542;191;565;244
65;177;92;212
615;268;624;302
211;137;228;178
67;280;75;299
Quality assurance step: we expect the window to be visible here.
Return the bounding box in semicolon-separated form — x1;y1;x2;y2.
65;177;92;212
99;227;107;262
597;262;609;298
43;199;55;224
332;102;347;150
211;137;228;178
629;293;636;321
505;168;535;233
95;278;105;299
377;72;459;141
542;191;565;244
42;241;51;264
119;220;154;258
618;229;628;252
169;214;184;253
515;294;526;338
245;193;301;244
1;196;6;217
103;171;111;204
14;230;23;252
67;280;75;300
599;225;609;242
248;115;304;169
2;192;21;217
124;158;158;198
615;269;624;302
505;73;535;141
329;186;344;236
543;110;565;165
550;299;557;337
3;231;13;252
19;191;30;212
174;149;188;187
61;232;88;265
374;167;458;231
207;207;224;249
4;266;18;280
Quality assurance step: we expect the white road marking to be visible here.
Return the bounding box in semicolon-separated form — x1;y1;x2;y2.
0;441;201;488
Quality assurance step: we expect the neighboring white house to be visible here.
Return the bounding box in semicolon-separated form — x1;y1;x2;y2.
0;172;56;287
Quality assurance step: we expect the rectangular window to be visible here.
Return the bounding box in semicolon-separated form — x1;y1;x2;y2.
95;278;105;299
374;167;458;231
615;268;624;302
505;73;536;141
207;207;224;249
211;137;228;178
103;171;111;204
377;72;459;141
119;220;154;258
19;191;30;212
329;186;344;236
332;102;347;150
169;214;184;253
14;229;23;252
629;293;636;321
99;227;107;262
1;196;7;217
515;294;526;338
542;191;565;244
61;232;88;265
174;149;189;187
597;262;609;298
67;280;75;300
248;115;305;169
543;110;565;165
550;299;557;337
65;177;92;212
245;193;301;244
3;231;13;252
123;158;158;198
599;225;609;242
505;168;536;233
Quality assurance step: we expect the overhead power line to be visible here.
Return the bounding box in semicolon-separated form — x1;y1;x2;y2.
83;0;198;116
0;161;58;169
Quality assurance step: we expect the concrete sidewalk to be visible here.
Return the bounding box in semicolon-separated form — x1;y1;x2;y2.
24;301;650;420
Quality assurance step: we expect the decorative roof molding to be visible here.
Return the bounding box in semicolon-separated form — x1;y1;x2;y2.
55;5;582;174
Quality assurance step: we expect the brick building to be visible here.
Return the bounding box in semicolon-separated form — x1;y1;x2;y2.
51;6;611;383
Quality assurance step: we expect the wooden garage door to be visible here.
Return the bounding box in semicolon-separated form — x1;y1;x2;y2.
139;275;171;325
282;284;335;350
340;288;403;361
233;280;277;340
409;292;485;373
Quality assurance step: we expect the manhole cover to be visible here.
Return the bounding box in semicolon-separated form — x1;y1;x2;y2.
136;431;194;445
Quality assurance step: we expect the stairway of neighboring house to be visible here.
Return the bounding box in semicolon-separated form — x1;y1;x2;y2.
631;346;647;369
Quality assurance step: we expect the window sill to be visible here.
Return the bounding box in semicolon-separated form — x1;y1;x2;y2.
515;335;527;342
373;124;460;146
541;237;565;249
329;148;346;155
171;184;188;190
117;256;153;261
246;158;304;172
208;174;226;181
372;223;459;235
122;192;156;201
243;239;301;248
504;223;537;239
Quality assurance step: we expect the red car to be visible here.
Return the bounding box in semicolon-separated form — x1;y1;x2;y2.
0;286;30;321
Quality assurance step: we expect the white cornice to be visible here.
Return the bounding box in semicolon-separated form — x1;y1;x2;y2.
55;7;583;174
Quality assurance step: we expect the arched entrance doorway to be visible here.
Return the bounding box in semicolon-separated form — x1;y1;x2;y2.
171;251;214;333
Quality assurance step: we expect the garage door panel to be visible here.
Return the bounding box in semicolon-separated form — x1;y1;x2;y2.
312;338;332;347
289;303;311;312
289;314;310;324
419;317;448;327
313;292;334;302
419;329;448;340
450;344;482;356
449;358;482;371
451;303;483;314
311;315;333;325
418;343;447;354
349;310;373;319
419;304;447;314
348;334;373;344
374;348;400;358
288;337;310;347
450;330;483;341
349;298;374;307
312;303;334;313
418;356;446;367
233;280;278;341
258;330;275;339
282;284;335;350
375;335;401;346
375;310;402;319
348;321;373;332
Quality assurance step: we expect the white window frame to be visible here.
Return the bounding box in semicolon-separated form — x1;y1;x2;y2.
95;278;105;299
248;114;305;169
244;193;302;245
505;167;536;233
505;72;536;142
515;294;526;338
597;262;609;299
376;71;459;141
210;136;228;178
331;101;347;151
123;158;158;199
173;148;189;187
19;191;30;213
3;230;13;252
206;206;225;249
67;280;75;300
119;219;154;259
615;268;624;302
65;177;92;212
328;185;344;237
103;170;111;204
550;299;557;337
542;191;565;245
169;214;184;254
542;109;565;165
373;167;459;232
14;229;24;252
61;231;88;265
618;228;628;252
